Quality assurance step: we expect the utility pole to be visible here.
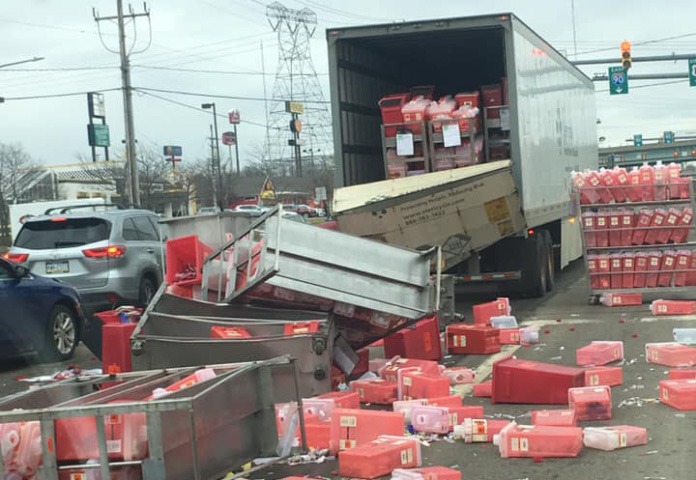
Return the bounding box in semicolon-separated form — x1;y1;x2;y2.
93;1;151;208
208;124;219;208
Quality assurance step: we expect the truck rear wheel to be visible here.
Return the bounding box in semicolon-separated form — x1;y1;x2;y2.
521;233;547;297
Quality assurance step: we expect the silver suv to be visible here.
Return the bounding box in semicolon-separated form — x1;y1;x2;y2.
7;206;163;313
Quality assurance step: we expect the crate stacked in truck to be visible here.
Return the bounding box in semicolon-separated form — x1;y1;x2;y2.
378;83;508;179
572;163;696;298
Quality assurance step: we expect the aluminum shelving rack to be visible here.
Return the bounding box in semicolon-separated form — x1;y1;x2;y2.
574;180;696;303
0;357;303;480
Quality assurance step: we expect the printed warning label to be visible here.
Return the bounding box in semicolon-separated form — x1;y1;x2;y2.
485;197;511;223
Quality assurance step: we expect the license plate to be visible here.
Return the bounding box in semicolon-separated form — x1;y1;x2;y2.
45;261;70;274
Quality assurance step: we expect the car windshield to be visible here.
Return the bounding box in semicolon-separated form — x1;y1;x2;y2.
14;218;111;249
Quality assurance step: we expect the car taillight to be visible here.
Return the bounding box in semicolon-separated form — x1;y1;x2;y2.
3;252;29;263
82;245;127;258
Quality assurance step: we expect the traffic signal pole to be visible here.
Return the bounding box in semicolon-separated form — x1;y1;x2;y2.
573;53;696;65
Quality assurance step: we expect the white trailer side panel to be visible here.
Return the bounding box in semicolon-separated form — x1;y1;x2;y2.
508;19;598;228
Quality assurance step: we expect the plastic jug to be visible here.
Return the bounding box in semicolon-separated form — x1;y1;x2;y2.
583;425;648;451
494;422;583;458
411;405;450;434
490;315;518;328
393;399;428;424
442;366;476;385
454;418;510;443
519;326;540;345
673;328;696;345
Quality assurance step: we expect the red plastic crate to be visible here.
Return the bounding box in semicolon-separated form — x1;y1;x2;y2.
384;315;442;361
283;321;321;335
650;299;696;316
668;368;696;380
165;235;213;286
446;324;500;355
472;380;492;398
659;379;696;410
658;250;678;287
102;323;137;375
338;435;421;479
645;251;662;288
400;371;450;400
583;425;648;451
576;341;624;367
380;357;441;383
210;326;251;339
587;255;600;290
497;423;583;458
608;210;622;247
350;379;398;405
632;209;654;245
673;250;692;287
472;297;510;325
597;254;611;290
621;253;635;289
531;409;577;427
498;328;520;345
620;209;635;246
305;419;331;450
329;409;405;453
442;367;476;385
646;342;696;367
595;211;609;247
351;348;370;378
315;391;361;410
633;252;649;288
568;386;612;421
670;207;693;244
584;366;623;387
480;84;502;119
447;405;485;429
379;93;411;137
644;208;668;245
600;292;642;307
657;208;680;244
610;253;623;289
582;212;596;247
454;91;480;109
492;358;585;405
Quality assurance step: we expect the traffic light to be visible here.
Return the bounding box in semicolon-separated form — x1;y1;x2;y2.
621;40;632;69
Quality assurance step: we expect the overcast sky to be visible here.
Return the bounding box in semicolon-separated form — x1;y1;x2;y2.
2;0;696;168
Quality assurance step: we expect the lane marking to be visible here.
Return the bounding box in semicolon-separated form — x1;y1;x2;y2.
452;345;520;397
640;315;696;323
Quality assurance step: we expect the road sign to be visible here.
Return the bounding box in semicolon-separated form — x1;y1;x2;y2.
221;131;237;146
285;101;304;115
609;66;628;95
163;145;182;157
689;58;696;87
87;123;110;147
228;109;241;124
633;134;643;147
315;186;327;201
664;131;675;144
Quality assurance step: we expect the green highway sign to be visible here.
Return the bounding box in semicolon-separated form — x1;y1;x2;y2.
664;131;675;144
633;134;643;147
689;58;696;87
609;66;628;95
87;123;110;147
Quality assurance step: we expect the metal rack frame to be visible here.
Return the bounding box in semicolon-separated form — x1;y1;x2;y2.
381;121;430;176
426;117;479;170
574;180;696;303
483;104;511;163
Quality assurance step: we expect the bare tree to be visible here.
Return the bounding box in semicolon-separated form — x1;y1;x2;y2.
137;146;171;211
0;143;39;244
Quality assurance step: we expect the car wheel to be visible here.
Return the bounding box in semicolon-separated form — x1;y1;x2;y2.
138;276;156;307
41;305;78;362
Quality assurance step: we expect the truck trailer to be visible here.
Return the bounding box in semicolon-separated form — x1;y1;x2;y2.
327;13;598;296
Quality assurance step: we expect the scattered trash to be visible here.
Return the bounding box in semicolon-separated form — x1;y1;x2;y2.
639;450;659;456
286;450;332;465
16;367;102;383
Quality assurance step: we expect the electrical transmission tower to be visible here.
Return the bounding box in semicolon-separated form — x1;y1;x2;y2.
264;2;333;176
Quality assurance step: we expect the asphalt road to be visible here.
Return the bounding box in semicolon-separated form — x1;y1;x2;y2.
0;261;694;479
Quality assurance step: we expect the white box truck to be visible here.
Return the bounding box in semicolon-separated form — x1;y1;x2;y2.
327;13;598;296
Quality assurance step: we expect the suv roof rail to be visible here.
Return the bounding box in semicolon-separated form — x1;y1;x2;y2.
43;203;126;215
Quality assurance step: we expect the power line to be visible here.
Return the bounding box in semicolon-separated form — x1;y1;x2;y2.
595;78;688;93
576;32;696;56
136;89;280;130
0;66;118;72
1;87;121;101
132;64;328;76
134;86;330;104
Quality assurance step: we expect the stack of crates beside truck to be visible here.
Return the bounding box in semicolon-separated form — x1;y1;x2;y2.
573;163;696;302
328;13;597;296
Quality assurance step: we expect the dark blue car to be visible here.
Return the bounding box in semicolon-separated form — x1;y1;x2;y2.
0;257;84;361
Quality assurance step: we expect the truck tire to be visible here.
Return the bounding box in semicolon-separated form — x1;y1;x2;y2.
521;233;547;298
541;230;555;292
